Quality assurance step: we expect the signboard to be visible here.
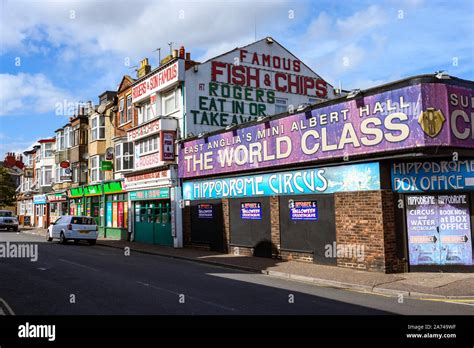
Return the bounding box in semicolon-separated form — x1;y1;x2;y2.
84;185;102;196
407;194;472;266
162;131;175;161
135;152;161;171
129;188;170;201
132;60;183;103
124;170;170;186
183;162;380;200
289;200;318;221
127;119;161;142
60;175;72;181
33;195;47;204
101;161;113;171
197;203;213;219
185;41;334;133
180;83;474;178
392;159;474;192
60;161;70;168
47;193;67;202
240;202;262;220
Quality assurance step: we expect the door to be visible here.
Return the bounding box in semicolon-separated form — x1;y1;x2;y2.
153;202;173;247
406;194;472;266
52;216;64;238
134;202;154;244
190;200;224;252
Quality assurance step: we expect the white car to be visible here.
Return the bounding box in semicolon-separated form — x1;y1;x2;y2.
47;215;98;245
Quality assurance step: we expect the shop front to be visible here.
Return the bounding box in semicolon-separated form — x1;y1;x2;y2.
68;187;84;216
129;188;172;246
33;194;48;228
67;181;128;240
47;192;68;223
391;158;474;271
179;75;474;273
183;163;381;261
102;181;128;240
124;167;178;247
18;197;33;226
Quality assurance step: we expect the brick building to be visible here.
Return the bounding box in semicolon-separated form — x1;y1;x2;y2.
179;74;474;273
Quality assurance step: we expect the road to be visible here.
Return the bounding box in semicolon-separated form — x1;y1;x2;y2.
1;231;473;315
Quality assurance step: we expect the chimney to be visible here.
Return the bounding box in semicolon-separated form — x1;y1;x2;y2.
137;58;151;78
179;46;185;59
185;52;190;60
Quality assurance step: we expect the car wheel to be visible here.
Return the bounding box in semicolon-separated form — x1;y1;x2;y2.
88;239;96;246
59;232;67;244
46;232;53;242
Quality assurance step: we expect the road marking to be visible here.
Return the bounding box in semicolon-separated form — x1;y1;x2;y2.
0;298;15;315
418;298;474;306
135;280;237;313
37;267;48;271
58;258;99;272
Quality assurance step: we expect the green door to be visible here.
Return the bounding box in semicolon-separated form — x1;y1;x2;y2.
153;202;173;247
134;203;154;244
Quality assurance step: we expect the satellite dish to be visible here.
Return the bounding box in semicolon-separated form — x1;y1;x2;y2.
98;104;106;114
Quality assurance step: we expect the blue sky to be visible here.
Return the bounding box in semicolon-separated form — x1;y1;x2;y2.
1;0;473;158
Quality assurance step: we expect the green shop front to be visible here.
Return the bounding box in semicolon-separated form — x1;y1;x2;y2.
67;181;129;240
130;188;173;246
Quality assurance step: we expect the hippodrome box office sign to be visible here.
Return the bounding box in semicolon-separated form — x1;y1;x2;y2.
179;83;474;178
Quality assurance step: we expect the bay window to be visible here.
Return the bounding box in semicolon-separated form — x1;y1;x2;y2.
163;89;179;115
43;143;53;158
42;166;52;186
91;115;105;141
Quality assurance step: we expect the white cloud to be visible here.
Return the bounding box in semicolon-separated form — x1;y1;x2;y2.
0;73;74;116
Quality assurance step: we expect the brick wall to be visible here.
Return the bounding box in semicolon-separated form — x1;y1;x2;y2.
335;190;403;273
269;197;281;258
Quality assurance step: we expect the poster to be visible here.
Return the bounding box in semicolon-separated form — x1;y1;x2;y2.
118;202;124;228
124;203;128;230
112;202;118;228
197;203;213;219
407;194;472;266
106;202;112;227
290;201;318;221
240;202;262;220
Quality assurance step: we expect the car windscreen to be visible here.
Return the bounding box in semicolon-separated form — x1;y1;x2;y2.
71;217;96;225
0;211;13;217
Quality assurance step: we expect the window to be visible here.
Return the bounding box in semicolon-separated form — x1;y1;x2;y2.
163;89;179;115
72;125;80;146
35;168;40;186
35;149;41;162
42;166;52;186
115;142;134;172
64;126;72;148
43;143;53;158
55;166;70;183
57;131;64;151
138;101;156;124
275;98;287;114
119;98;125;124
126;95;132;122
135;136;159;156
91;115;105;141
90;155;105;183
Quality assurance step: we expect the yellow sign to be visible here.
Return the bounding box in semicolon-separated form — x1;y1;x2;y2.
418;108;445;138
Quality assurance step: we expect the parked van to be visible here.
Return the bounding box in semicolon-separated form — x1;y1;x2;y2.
46;215;98;245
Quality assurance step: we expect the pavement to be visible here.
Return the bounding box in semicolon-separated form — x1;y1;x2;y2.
23;227;474;299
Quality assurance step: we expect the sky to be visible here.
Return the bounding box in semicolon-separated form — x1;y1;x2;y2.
1;0;473;158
